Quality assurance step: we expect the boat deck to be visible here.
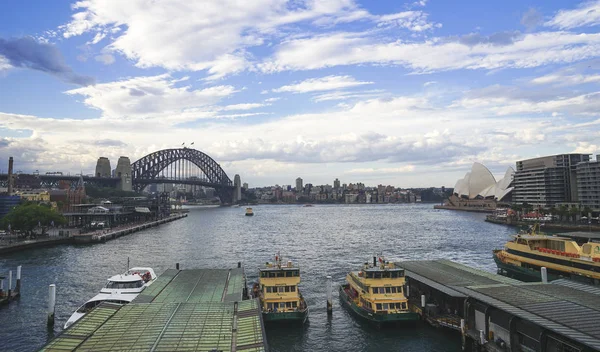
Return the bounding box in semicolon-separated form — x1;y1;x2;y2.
40;268;266;352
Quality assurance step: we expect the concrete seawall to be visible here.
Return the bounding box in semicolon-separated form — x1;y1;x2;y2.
485;217;600;232
433;205;494;213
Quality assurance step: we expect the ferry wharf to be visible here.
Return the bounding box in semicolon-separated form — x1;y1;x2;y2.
40;265;267;352
398;259;600;352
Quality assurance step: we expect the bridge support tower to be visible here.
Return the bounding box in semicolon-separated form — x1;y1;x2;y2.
115;157;132;192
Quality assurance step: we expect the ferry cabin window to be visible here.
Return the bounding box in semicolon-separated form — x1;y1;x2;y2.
385;287;391;294
285;286;290;292
291;286;296;292
376;303;382;310
292;302;298;308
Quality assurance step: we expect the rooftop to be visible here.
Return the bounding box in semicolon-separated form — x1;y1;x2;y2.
41;268;266;352
398;259;600;351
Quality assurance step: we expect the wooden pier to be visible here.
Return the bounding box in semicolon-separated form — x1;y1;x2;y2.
0;266;22;306
74;213;188;243
41;266;267;352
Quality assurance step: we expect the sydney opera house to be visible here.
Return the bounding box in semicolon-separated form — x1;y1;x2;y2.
442;162;514;211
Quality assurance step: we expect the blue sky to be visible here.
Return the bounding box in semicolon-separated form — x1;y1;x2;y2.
1;0;599;187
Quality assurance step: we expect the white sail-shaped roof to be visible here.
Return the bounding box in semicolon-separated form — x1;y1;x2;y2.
452;163;513;201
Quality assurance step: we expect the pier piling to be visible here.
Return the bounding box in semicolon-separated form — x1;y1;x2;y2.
176;263;180;270
326;275;332;315
47;284;56;328
0;278;4;297
541;267;548;283
421;294;426;308
406;284;409;297
16;265;21;292
8;270;12;298
460;319;466;351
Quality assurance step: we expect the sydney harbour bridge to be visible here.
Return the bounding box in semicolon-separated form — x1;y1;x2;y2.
0;148;242;204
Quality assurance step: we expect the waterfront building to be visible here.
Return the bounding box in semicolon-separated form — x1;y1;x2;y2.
334;178;340;189
576;155;600;210
243;182;248;190
0;195;21;219
296;177;303;193
513;154;590;207
16;189;50;202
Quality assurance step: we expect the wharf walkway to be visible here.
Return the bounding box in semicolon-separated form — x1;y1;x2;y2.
399;259;600;352
41;267;267;352
83;213;187;243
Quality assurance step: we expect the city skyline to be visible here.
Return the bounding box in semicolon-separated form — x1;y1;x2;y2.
1;1;600;188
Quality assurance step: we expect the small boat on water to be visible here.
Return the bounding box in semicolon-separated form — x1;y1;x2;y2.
302;204;314;207
231;204;240;208
340;255;419;324
252;254;309;323
245;207;254;216
64;267;157;329
494;224;600;285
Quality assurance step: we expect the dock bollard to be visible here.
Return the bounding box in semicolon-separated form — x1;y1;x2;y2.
326;276;332;315
48;284;56;327
421;294;426;309
541;267;548;284
176;263;180;270
16;266;21;292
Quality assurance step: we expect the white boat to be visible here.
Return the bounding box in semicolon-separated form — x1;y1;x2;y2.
64;267;157;329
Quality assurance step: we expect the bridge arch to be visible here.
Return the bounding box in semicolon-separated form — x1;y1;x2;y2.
131;148;233;190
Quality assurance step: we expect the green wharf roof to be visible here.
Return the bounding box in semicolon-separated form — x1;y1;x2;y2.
41;268;267;352
398;259;600;351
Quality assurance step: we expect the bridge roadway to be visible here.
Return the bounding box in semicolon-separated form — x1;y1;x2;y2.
0;173;234;191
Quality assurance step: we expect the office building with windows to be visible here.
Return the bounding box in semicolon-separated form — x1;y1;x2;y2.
576;155;600;210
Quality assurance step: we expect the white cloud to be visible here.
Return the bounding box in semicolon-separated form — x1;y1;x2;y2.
312;89;386;102
58;0;371;79
221;103;269;111
546;0;600;29
264;97;280;103
273;75;373;93
376;11;440;32
0;55;11;70
65;74;237;121
94;54;115;65
260;31;600;74
531;73;600;86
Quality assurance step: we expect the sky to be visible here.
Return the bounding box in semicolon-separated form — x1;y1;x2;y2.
0;0;599;188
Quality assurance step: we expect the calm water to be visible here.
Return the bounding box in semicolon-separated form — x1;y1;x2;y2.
0;204;515;352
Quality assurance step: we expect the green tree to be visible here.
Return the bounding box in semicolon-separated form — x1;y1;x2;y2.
568;207;579;222
0;203;66;236
558;205;568;222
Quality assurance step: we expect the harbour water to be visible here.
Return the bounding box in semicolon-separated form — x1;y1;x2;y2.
0;204;515;352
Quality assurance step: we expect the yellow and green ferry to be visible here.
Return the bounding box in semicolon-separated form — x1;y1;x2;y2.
339;256;419;324
252;254;309;323
494;225;600;285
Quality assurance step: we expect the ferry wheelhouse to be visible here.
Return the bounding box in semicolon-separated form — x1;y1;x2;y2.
64;267;157;329
494;225;600;285
245;207;254;216
252;254;308;323
340;256;419;324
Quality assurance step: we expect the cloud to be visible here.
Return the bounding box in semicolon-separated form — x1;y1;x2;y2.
221;103;269;111
375;11;440;32
273;75;373;93
264;97;280;103
345;165;416;174
456;31;521;47
65;74;237;121
311;89;386;102
531;73;600;86
0;36;94;85
260;31;600;74
521;8;542;29
546;0;600;29
94;54;115;65
58;0;372;80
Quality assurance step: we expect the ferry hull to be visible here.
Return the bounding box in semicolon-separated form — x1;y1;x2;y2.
493;250;599;285
263;308;309;324
339;284;419;324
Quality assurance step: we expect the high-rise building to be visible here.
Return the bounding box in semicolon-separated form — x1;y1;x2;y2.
296;177;303;193
512;154;590;207
334;178;340;189
576;155;600;210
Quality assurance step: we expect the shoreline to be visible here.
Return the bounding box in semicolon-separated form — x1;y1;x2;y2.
0;213;187;255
